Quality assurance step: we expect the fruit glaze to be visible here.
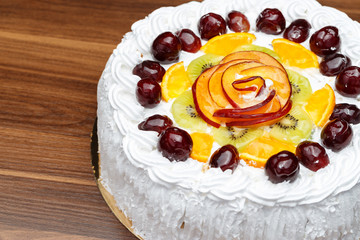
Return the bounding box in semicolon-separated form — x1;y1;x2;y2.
97;0;360;239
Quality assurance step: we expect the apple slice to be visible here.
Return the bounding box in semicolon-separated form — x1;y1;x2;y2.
208;59;253;108
220;51;285;72
239;65;291;107
213;90;277;118
192;66;222;128
221;63;266;108
232;76;265;93
225;100;292;127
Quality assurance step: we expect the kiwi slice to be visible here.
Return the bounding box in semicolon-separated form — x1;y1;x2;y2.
187;54;224;82
171;90;208;132
286;69;312;105
232;44;281;61
212;126;263;151
269;105;313;145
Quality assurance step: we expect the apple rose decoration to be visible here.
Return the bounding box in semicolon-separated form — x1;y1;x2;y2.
192;51;292;128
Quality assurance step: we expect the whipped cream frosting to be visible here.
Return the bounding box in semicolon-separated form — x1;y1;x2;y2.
101;0;360;208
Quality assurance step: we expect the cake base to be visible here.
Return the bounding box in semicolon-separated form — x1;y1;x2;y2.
91;118;142;240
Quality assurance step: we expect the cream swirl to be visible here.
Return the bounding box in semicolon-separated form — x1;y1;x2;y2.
107;0;360;207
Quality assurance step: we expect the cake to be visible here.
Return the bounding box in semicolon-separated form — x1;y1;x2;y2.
96;0;360;239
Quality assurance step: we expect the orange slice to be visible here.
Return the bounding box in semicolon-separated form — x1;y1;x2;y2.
190;132;214;163
161;61;192;102
200;33;256;56
272;38;319;69
304;84;335;127
240;136;296;168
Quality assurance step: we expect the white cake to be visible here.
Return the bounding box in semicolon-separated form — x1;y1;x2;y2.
97;0;360;239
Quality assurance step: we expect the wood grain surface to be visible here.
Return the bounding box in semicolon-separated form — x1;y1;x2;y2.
0;0;359;239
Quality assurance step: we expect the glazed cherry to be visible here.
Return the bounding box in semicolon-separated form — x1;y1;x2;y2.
138;114;173;135
133;60;165;82
256;8;286;35
335;66;360;97
176;29;201;53
136;78;161;108
265;151;299;184
151;32;181;64
296;141;329;172
320;53;352;77
198;13;227;40
283;19;311;43
226;11;250;33
321;119;353;152
330;103;360;124
158;127;193;162
209;145;239;172
309;26;340;57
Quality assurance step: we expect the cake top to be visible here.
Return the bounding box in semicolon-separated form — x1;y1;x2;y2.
100;0;360;206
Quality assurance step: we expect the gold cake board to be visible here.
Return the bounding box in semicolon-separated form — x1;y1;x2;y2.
91;119;143;240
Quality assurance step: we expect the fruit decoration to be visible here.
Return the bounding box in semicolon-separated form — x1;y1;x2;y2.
321;119;353;152
309;26;340;57
134;9;360;180
158;127;193;162
265;150;300;183
226;11;250;33
256;8;286;35
286;69;312;104
296;141;329;172
192;50;292;128
151;32;181;64
200;32;256;56
211;126;263;152
133;60;165;82
330;103;360;124
209;145;240;172
304;84;335;127
335;66;360;97
138;114;173;135
269;105;313;144
176;29;202;53
161;61;192;102
283;19;311;43
198;13;227;40
320;53;351;77
136;78;162;108
190;132;214;163
187;54;224;82
240;137;296;168
272;38;319;68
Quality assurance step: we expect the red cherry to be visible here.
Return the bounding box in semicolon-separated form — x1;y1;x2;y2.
133;60;165;82
320;53;351;77
158;127;193;162
209;145;239;172
330;103;360;125
136;78;161;108
256;8;286;35
176;29;201;53
198;13;227;40
138;114;173;135
296;141;329;172
321;119;353;152
151;32;181;64
265;151;299;183
335;66;360;98
283;19;311;43
309;26;340;57
226;11;250;33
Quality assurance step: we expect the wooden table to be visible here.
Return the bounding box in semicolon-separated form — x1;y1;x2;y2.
1;0;359;239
